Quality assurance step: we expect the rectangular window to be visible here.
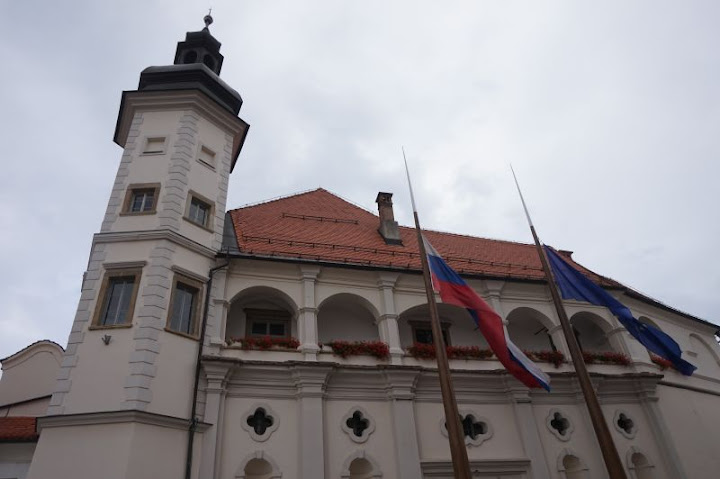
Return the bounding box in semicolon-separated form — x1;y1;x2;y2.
93;269;142;327
412;323;451;346
166;275;203;337
142;137;166;154
245;309;290;338
185;193;214;229
122;184;160;215
197;145;216;169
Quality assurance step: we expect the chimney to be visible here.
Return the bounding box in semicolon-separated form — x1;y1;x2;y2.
375;192;402;245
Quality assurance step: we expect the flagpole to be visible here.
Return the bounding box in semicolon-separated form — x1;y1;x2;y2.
510;166;628;479
405;150;472;479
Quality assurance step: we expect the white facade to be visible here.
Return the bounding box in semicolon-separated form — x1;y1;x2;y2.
3;22;720;479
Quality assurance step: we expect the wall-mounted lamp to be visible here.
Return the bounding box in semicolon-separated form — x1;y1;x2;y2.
102;335;112;345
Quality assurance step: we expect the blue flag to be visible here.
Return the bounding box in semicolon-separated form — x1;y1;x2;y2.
544;246;696;376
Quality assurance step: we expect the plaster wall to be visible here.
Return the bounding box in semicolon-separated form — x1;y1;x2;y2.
415;402;520;461
317;302;379;343
146;331;198;418
655;384;720;478
26;423;134;479
0;344;61;407
124;422;191;479
219;397;299;479
60;327;135;414
324;399;395;478
0;398;50;418
532;403;607;479
0;443;35;479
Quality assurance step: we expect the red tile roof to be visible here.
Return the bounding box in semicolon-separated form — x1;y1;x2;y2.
229;188;619;287
0;417;38;442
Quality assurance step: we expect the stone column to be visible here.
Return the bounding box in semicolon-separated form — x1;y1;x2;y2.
377;273;403;365
299;266;321;360
384;370;423;479
484;280;506;325
199;362;234;479
547;324;570;358
293;366;332;479
508;388;552;479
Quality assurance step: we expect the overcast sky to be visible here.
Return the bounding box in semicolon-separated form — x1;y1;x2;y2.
1;1;718;359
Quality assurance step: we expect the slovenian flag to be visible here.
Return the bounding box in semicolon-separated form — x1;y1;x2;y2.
424;237;551;391
544;246;696;376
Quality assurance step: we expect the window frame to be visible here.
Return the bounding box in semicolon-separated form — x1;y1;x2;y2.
184;191;215;231
196;143;217;170
244;308;291;339
409;320;452;346
91;267;142;329
165;274;204;339
121;183;160;216
140;136;168;155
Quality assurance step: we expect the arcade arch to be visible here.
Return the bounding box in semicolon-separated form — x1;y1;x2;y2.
317;293;380;343
226;286;298;342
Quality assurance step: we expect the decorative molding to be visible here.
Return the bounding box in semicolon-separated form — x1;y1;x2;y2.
171;265;210;283
440;409;493;447
341;406;376;444
556;447;589;475
116;90;248;148
234;450;283;479
614;409;638;439
240;403;280;442
626;445;655;479
103;260;148;270
93;229;217;258
546;408;574;441
37;409;209;432
340;450;383;478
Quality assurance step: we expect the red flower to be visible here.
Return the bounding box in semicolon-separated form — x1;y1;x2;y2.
582;351;630;366
231;336;300;350
326;340;390;359
406;343;493;360
650;354;673;370
523;350;565;368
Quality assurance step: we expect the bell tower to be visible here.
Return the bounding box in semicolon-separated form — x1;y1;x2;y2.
27;15;248;479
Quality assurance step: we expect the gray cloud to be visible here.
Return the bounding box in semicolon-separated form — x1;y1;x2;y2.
1;0;718;358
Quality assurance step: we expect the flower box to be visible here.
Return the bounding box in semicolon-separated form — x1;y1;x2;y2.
406;343;493;360
582;351;630;366
324;340;390;359
230;336;300;350
523;350;565;368
650;354;674;370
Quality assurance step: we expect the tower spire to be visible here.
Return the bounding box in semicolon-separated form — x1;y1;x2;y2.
203;9;213;30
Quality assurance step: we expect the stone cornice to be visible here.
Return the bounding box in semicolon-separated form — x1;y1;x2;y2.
37;410;210;433
93;229;216;259
115;90;247;144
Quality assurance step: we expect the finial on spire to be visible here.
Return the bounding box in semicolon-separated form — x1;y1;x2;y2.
203;8;214;29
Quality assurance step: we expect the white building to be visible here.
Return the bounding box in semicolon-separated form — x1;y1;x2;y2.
2;19;720;479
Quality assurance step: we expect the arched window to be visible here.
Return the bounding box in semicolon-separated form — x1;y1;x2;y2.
348;458;375;479
570;312;614;352
341;451;382;479
226;287;298;343
557;450;589;479
235;452;282;479
506;307;556;352
243;459;272;479
630;453;653;479
317;293;379;344
563;455;588;479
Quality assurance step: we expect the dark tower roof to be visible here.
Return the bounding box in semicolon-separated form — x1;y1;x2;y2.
136;15;243;114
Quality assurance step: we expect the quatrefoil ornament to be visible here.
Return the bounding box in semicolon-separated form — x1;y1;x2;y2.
241;404;280;442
